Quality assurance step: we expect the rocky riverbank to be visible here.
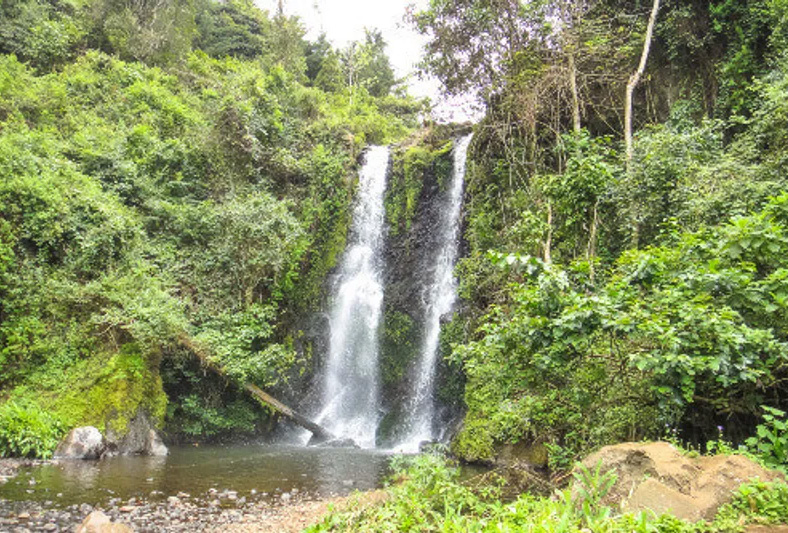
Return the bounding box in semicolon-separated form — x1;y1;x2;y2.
0;486;383;532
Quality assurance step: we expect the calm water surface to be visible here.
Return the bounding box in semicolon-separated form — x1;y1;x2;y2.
0;445;393;506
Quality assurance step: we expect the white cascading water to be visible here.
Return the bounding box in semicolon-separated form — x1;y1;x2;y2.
316;146;390;449
397;134;473;452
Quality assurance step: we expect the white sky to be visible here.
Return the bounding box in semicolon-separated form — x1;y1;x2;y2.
254;0;482;122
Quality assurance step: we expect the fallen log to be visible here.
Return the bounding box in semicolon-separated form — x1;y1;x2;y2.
178;334;334;442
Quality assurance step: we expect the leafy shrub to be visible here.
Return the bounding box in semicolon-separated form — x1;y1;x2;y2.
309;453;788;532
746;406;788;471
715;480;788;528
0;401;64;459
453;194;788;464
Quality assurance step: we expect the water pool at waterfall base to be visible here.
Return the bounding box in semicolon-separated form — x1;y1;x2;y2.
0;445;393;508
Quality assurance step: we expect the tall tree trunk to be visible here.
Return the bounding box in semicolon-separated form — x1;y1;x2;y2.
544;202;553;265
569;51;581;135
586;199;600;282
625;0;661;170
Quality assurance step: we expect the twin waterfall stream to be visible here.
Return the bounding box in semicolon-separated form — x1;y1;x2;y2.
315;135;473;452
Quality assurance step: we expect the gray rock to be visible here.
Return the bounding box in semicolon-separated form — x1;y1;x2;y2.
54;427;104;460
146;429;168;457
104;409;168;456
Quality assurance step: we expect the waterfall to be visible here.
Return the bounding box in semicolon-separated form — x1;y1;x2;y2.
317;146;390;449
398;134;473;452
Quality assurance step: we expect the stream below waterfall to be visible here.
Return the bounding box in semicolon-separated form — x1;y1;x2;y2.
0;445;392;507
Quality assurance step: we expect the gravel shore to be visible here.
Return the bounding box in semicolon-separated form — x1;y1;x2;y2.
0;466;384;533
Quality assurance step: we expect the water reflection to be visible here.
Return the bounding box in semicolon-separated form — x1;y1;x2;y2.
313;447;388;495
0;445;392;506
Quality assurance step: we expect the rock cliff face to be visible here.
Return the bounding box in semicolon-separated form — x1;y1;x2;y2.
376;125;470;447
294;126;471;447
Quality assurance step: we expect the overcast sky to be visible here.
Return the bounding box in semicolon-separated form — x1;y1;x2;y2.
254;0;482;122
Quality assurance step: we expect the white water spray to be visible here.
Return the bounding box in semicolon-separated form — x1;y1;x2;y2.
317;146;390;449
397;134;473;452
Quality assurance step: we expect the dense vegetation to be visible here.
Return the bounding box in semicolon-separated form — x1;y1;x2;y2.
0;0;423;456
309;453;788;532
3;0;788;529
411;0;788;467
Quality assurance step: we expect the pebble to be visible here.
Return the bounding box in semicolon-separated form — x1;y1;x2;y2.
17;512;30;520
167;496;180;507
119;505;136;513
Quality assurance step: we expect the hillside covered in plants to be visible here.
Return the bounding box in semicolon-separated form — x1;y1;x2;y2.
0;0;425;455
431;0;788;470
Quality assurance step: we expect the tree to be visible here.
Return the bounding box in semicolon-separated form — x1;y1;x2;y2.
625;0;660;168
268;9;307;78
194;0;271;59
409;0;548;98
355;29;396;97
314;49;344;92
305;33;332;82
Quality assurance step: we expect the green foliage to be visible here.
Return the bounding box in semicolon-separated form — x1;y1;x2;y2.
0;0;85;70
746;406;788;471
352;29;396;98
386;136;453;237
0;401;64;459
168;395;260;438
195;304;297;388
453;193;788;463
309;454;788;532
195;0;271;60
0;0;420;443
380;310;417;387
715;480;788;528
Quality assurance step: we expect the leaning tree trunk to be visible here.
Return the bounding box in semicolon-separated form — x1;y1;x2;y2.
178;334;335;443
625;0;661;170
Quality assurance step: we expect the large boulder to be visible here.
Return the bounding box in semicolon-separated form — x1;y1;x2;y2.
579;442;784;522
105;409;168;457
54;427;105;460
76;511;133;533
